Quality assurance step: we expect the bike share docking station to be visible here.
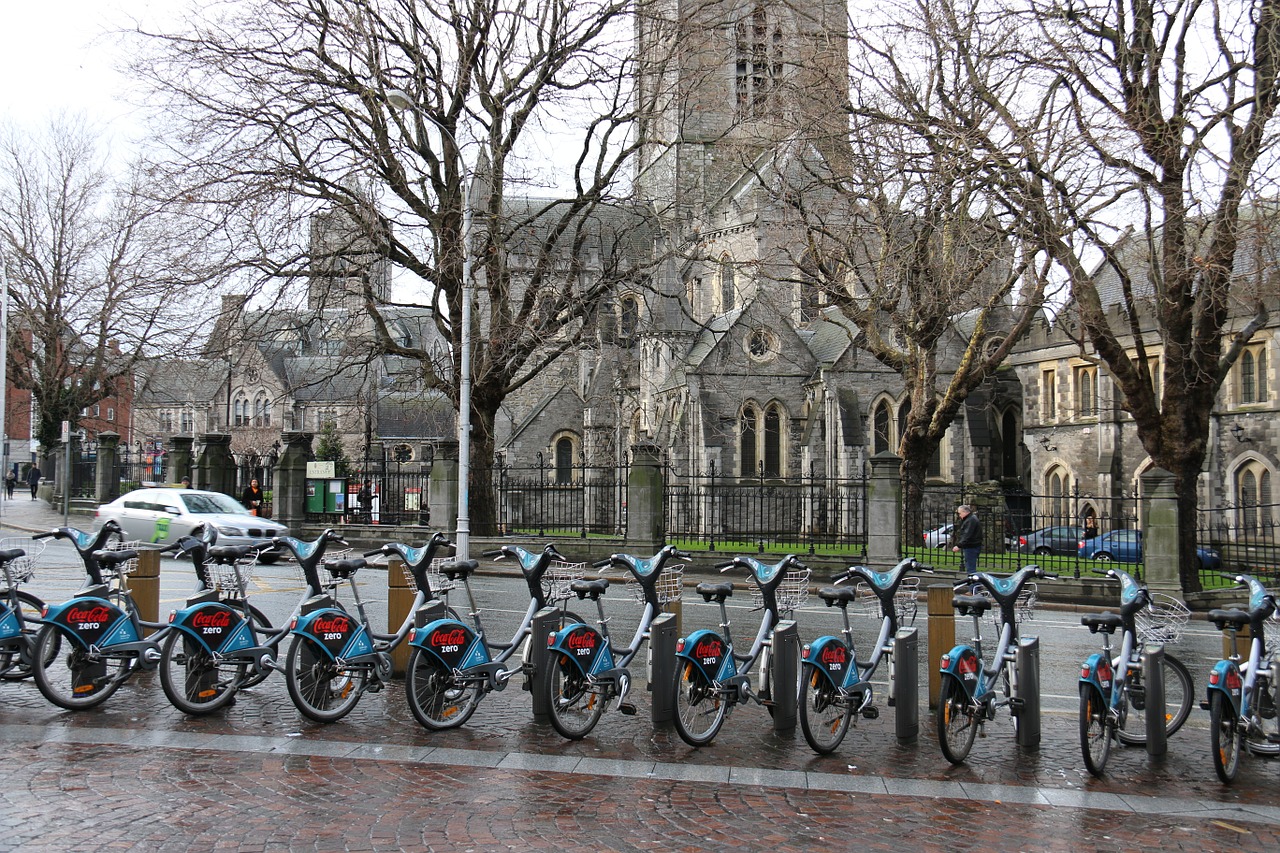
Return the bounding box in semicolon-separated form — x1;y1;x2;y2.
1015;637;1041;748
1141;644;1168;757
891;627;920;743
771;620;800;732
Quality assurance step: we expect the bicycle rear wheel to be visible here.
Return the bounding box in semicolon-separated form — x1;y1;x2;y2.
799;663;851;755
32;624;130;710
229;601;276;690
1115;653;1194;745
937;675;977;764
543;649;604;740
285;635;367;723
405;647;482;730
1;591;47;680
1209;691;1241;783
159;631;245;715
1079;684;1112;776
672;660;727;747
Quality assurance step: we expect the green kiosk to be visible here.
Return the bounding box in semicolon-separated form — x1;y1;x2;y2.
305;461;346;517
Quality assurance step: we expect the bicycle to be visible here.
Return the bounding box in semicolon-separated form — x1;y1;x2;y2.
671;553;810;747
543;545;689;740
936;564;1056;764
283;532;453;723
0;539;47;680
401;543;586;730
799;556;929;754
1204;572;1280;783
1077;566;1194;776
31;522;170;710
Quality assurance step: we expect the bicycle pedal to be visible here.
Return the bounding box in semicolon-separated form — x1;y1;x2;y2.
860;706;879;720
618;702;637;716
366;681;383;694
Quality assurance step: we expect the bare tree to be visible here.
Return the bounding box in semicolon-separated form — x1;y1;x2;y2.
849;0;1278;590
0;117;209;462
131;0;672;534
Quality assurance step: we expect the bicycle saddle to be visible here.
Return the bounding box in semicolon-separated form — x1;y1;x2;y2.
570;578;610;599
327;558;366;579
696;581;734;602
93;549;138;567
1208;608;1251;632
208;545;255;563
0;547;26;563
1082;612;1123;634
441;559;479;581
818;586;858;606
952;594;992;617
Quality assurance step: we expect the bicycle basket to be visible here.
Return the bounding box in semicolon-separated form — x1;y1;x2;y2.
103;540;143;577
851;578;919;626
629;565;684;606
0;537;44;584
752;567;811;613
1135;593;1191;645
401;557;455;596
542;560;585;603
205;555;257;594
975;582;1038;625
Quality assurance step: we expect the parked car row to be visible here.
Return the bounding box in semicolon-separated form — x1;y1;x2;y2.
921;521;1221;569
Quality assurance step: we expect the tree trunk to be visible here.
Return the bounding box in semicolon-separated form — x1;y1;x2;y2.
469;405;500;537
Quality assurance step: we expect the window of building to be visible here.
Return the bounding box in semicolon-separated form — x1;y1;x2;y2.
254;394;272;427
763;403;783;477
552;434;579;485
740;401;785;478
233;395;250;427
180;411;193;433
1236;460;1274;538
106;407;115;422
1148;355;1161;400
740;406;758;477
1238;344;1269;404
1045;465;1070;523
719;255;735;313
1074;365;1097;418
159;410;174;432
734;4;783;117
872;400;892;454
1041;368;1057;421
1001;410;1019;479
619;294;638;343
745;328;778;362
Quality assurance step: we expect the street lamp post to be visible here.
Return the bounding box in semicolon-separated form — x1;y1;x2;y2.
387;89;474;560
0;257;9;522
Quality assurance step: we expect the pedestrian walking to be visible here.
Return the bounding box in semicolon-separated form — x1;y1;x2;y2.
26;464;42;500
951;504;983;572
4;466;15;499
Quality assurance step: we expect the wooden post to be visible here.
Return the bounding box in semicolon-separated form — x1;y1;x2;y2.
926;583;955;709
386;558;415;676
132;550;162;636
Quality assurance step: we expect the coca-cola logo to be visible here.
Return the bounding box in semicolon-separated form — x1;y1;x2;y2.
313;616;350;634
820;645;847;665
67;605;112;623
192;610;232;629
430;628;467;647
566;631;596;650
693;639;722;658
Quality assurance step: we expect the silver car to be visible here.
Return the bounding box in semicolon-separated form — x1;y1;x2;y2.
95;488;289;562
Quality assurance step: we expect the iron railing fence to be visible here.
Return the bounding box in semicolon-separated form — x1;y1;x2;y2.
491;454;628;539
663;461;870;555
1197;501;1280;588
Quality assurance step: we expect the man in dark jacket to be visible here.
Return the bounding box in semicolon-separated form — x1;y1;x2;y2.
951;504;982;572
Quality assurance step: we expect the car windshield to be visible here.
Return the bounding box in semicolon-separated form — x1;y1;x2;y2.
181;493;249;515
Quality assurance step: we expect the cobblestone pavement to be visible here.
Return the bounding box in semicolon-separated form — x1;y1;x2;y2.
1;499;1277;850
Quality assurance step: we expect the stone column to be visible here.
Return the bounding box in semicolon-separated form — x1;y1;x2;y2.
428;440;459;536
94;432;121;504
625;443;664;550
274;432;313;531
167;435;194;486
867;452;902;568
195;434;237;499
1140;467;1180;594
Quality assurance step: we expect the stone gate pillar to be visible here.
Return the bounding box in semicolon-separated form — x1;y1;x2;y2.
1140;467;1181;594
94;432;121;504
428;440;459;537
626;443;664;551
867;452;902;568
274;432;313;531
195;434;236;498
167;435;194;486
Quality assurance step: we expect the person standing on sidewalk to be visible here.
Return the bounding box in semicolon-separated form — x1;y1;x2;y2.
951;504;982;572
4;466;15;499
25;464;41;500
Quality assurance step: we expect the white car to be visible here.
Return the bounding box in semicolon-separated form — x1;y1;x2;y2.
922;523;954;548
95;488;289;562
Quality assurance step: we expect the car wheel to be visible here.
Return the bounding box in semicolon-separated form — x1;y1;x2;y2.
1095;552;1113;562
1033;546;1051;556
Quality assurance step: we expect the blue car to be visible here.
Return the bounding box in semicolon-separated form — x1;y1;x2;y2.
1077;528;1221;570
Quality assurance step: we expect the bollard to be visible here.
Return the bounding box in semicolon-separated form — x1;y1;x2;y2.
529;606;563;721
131;549;161;636
414;597;448;629
771;620;799;734
926;584;955;709
893;627;919;744
386;558;414;676
649;612;676;724
1015;636;1041;749
1142;644;1167;757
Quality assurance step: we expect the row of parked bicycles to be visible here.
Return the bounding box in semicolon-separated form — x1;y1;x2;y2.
0;522;1276;783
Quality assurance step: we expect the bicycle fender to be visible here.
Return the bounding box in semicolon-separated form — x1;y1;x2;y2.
1206;659;1243;717
169;601;255;655
675;629;733;683
801;635;853;690
41;597;136;650
410;618;490;670
292;607;374;660
547;622;613;677
1079;652;1114;702
939;644;980;700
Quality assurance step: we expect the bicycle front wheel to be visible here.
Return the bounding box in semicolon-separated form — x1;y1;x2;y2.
799;663;851;755
32;624;130;710
1079;684;1112;776
543;649;604;740
405;647;482;730
672;660;727;747
285;635;367;723
1209;691;1241;783
159;631;244;715
1115;653;1194;745
937;675;977;764
1;591;47;680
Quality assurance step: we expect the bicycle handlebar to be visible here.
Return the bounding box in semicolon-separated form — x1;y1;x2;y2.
482;548;505;559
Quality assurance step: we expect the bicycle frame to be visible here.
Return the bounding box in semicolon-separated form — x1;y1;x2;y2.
1206;575;1276;721
1079;568;1146;719
0;551;37;674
